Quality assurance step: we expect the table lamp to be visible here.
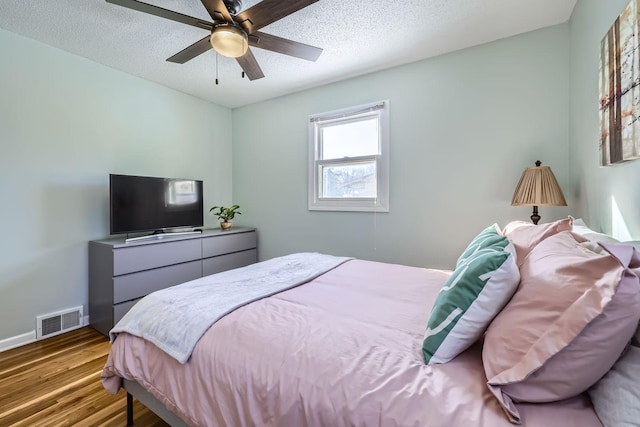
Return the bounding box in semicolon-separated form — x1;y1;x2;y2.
511;160;567;224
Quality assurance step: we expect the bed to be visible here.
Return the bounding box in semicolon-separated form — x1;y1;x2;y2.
101;219;640;427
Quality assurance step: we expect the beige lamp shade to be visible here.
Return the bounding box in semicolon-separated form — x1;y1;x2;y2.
511;160;566;224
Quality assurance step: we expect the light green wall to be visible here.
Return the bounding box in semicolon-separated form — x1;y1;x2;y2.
569;0;640;240
232;24;570;269
0;19;580;345
0;28;233;342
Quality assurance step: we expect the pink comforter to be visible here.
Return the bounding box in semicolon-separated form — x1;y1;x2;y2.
102;259;603;427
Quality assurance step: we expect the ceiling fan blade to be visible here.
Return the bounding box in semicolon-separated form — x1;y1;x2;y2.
200;0;234;24
106;0;213;30
236;48;265;80
235;0;319;34
249;31;322;61
166;36;213;64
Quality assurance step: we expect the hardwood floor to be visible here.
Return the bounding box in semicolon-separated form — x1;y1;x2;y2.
0;327;169;426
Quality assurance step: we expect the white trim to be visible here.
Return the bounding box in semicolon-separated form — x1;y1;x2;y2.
0;314;89;353
309;102;386;123
0;330;37;353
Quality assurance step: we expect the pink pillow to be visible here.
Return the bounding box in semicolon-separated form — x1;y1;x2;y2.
503;217;573;266
482;232;640;423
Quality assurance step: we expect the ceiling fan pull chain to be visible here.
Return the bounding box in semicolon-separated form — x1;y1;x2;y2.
242;71;245;79
215;52;219;85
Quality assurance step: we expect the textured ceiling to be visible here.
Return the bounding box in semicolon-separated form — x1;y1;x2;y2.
0;0;576;108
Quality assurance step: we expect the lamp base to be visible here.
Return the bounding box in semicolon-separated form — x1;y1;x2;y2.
530;206;540;225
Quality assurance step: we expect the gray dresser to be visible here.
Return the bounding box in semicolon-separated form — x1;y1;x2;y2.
89;227;257;336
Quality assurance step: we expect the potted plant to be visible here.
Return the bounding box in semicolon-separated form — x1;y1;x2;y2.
209;204;241;231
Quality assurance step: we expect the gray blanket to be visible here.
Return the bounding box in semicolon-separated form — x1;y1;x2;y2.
110;252;352;363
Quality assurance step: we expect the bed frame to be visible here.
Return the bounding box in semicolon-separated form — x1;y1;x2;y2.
123;379;189;427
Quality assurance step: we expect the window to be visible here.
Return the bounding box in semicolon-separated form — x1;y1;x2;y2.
308;101;389;212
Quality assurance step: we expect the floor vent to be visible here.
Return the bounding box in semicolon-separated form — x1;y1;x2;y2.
36;306;83;340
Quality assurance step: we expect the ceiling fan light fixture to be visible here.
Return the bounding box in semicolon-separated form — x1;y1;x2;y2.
210;25;248;58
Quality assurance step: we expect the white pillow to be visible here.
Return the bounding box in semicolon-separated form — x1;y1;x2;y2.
588;325;640;427
571;220;640;279
571;217;620;244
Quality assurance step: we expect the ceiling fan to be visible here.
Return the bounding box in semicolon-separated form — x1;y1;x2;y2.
106;0;323;80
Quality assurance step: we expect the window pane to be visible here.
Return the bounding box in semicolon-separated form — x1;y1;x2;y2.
321;161;377;198
308;100;389;212
321;118;379;159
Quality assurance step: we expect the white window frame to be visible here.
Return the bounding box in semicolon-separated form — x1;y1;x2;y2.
308;100;389;212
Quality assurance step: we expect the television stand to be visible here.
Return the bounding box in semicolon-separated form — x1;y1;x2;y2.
125;229;202;243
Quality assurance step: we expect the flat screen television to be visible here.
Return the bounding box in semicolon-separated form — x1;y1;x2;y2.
110;174;203;235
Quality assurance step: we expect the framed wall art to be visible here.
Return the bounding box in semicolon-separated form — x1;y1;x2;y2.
599;0;640;166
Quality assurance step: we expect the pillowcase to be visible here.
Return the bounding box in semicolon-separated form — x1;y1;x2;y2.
565;219;640;279
502;216;573;266
572;217;621;244
482;232;640;423
588;324;640;427
456;223;506;266
422;224;519;364
622;240;640;252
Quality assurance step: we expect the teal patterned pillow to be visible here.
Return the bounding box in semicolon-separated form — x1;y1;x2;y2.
456;224;505;267
423;227;519;364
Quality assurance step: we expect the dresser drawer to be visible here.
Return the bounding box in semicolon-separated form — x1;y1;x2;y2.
202;231;256;258
113;299;139;326
113;260;202;303
113;239;201;276
202;249;257;276
90;228;257;336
